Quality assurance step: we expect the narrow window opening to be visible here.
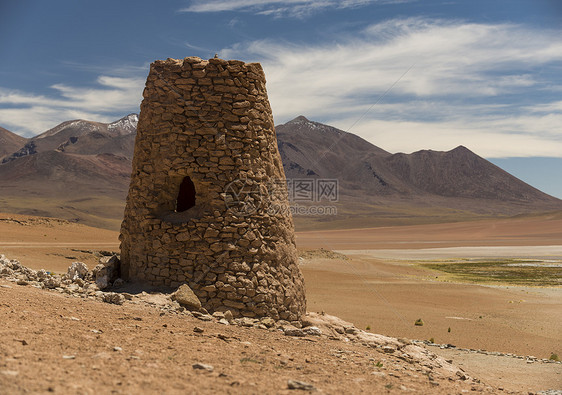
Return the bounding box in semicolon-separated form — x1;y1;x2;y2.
176;176;196;212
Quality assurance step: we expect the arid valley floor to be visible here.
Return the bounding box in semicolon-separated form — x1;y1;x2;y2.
0;212;561;393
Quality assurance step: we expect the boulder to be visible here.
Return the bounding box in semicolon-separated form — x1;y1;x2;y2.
42;275;61;289
171;284;201;310
66;262;89;281
283;326;306;337
92;255;120;290
102;292;125;305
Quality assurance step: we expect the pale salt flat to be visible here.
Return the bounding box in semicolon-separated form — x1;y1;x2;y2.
336;245;562;260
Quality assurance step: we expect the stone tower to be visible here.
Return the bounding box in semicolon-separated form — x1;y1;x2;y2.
119;57;306;321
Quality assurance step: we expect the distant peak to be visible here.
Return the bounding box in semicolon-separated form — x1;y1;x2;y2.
108;114;138;133
452;145;470;152
449;145;476;156
112;113;139;124
287;115;310;124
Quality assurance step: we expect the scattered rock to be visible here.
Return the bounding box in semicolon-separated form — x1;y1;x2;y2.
171;284;201;311
344;326;358;335
66;262;89;282
113;347;123;352
236;317;256;327
303;326;322;336
260;317;276;328
193;327;204;333
192;363;214;372
284;326;306;337
456;371;469;380
42;276;61;289
92;255;120;290
192;311;213;321
224;310;234;323
102;293;124;305
217;333;230;342
287;379;316;391
290;320;303;329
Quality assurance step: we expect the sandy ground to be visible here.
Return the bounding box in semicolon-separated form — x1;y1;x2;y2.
299;256;562;357
0;214;119;273
430;347;562;394
1;212;561;393
0;278;495;395
299;257;562;391
296;213;562;250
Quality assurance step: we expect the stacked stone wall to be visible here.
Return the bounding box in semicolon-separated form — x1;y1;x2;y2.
119;57;306;321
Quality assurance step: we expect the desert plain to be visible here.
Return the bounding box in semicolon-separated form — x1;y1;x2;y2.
0;211;560;393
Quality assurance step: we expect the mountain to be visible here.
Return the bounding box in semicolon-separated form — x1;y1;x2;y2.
277;116;393;194
0;113;560;230
0;126;27;160
277;116;558;202
383;145;554;201
276;116;562;228
0;115;137;229
2;114;137;163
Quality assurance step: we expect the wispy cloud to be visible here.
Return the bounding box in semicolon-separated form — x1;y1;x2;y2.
0;75;144;137
221;18;562;157
185;41;214;53
2;18;561;158
180;0;404;18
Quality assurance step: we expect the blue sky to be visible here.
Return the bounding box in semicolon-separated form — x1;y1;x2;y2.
1;0;561;197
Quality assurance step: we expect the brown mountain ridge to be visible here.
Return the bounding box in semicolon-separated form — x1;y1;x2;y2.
0;126;28;160
0;114;560;230
277;116;558;204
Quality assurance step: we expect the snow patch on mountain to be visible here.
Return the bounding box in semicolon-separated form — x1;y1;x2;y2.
109;114;138;134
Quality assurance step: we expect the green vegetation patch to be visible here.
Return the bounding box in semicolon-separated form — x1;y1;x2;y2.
416;259;562;287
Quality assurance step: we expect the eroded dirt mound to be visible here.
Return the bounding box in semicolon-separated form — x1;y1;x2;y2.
299;248;349;261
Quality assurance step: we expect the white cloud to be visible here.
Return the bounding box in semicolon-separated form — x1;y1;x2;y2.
2;18;561;158
180;0;403;17
0;106;114;138
526;100;562;113
221;18;562;157
331;117;562;158
0;75;144;136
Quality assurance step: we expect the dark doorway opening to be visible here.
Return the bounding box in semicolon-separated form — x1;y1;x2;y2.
176;176;196;212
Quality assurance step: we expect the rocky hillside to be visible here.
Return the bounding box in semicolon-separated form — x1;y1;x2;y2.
2;114;137;163
0;126;27;160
